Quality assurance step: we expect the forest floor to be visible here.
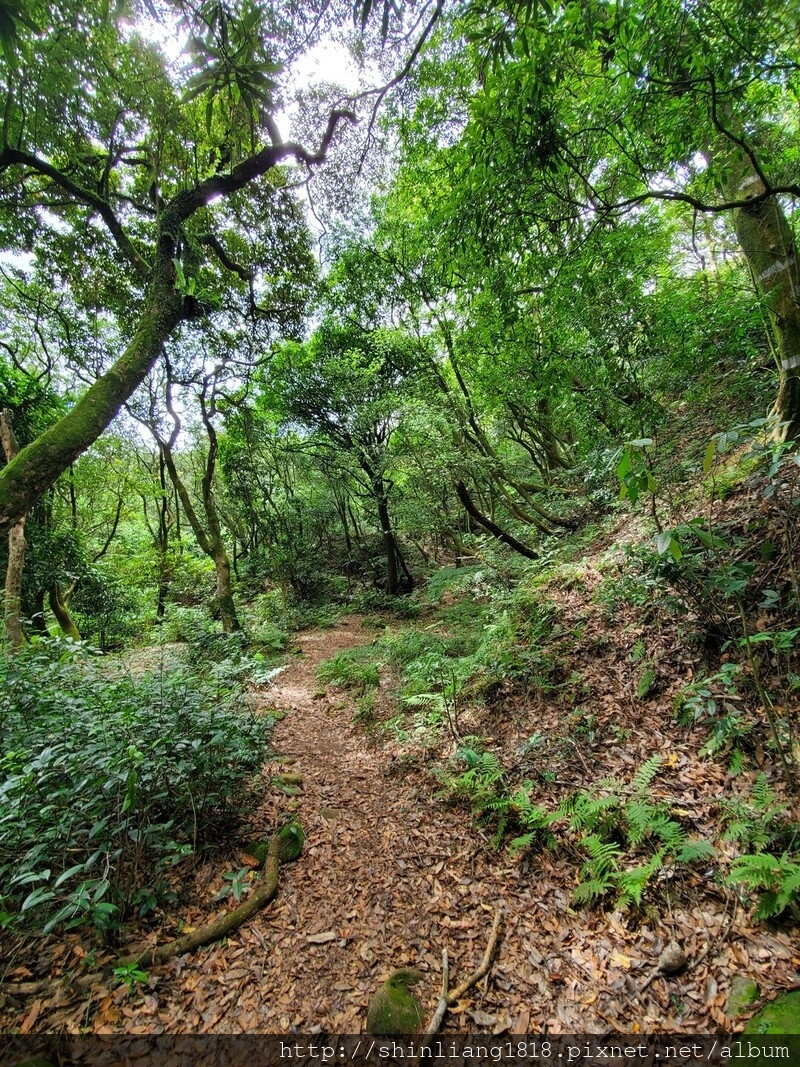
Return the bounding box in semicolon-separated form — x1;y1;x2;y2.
4;509;800;1037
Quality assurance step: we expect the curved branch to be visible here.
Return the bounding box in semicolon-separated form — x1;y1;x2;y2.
164;109;357;231
455;480;539;560
352;0;444;168
199;233;253;281
0;147;150;279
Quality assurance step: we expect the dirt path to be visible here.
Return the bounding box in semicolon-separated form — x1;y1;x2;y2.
99;617;538;1034
202;618;524;1033
11;616;796;1035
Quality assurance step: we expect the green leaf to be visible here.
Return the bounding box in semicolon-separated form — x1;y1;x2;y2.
21;886;56;912
54;863;87;888
702;438;717;474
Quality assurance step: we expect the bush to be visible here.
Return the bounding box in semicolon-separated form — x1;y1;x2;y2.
0;638;272;936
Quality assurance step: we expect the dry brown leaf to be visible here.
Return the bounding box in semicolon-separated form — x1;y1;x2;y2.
19;999;42;1034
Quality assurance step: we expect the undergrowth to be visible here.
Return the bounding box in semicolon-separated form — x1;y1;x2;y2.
0;637;273;937
437;750;715;908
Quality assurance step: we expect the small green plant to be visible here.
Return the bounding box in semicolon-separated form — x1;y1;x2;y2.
720;773;794;853
636;665;656;699
0;637;270;937
214;867;253;902
560;756;715;907
354;688;377;725
676;663;751;772
437;747;510;845
727;852;800;919
318;646;380;693
113;962;150;987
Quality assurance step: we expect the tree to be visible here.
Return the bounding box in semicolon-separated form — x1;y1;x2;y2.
0;0;430;534
269;324;418;594
451;0;800;434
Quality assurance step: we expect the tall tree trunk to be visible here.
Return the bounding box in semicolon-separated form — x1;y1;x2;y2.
1;409;26;648
727;161;800;439
153;379;241;634
364;464;413;595
213;550;239;634
0;263;184;533
376;493;401;595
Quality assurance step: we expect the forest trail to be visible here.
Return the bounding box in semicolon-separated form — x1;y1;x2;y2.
155;616;530;1034
9;614;796;1036
67;615;787;1037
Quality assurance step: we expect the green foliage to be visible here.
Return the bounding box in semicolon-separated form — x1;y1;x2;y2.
727;852;800;919
438;746;713;908
0;638;270;935
317;646;381;694
720;774;794;853
112;962;149;988
561;757;712;908
437;746;510;844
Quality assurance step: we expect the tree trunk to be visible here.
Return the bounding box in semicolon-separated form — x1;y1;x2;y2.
214;550;240;634
49;584;81;640
454;481;539;560
1;409;26;648
0;263;184;534
376;493;400;595
728;164;800;438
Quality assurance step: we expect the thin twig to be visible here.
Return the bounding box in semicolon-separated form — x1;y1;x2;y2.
448;906;505;1004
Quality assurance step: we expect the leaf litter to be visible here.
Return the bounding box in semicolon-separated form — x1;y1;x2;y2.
2;519;800;1036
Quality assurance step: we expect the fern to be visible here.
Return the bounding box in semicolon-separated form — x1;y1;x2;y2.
675;838;716;864
728;852;800;919
648;812;685;852
618;852;665;907
720;773;792;852
573;876;614;903
508;832;539;856
582;834;623;870
573;834;623;903
632;755;662;793
564;792;621;834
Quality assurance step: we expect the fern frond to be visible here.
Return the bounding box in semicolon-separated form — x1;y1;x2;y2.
632;755;662;793
617;852;664;907
728;852;783;889
573;876;613;903
508;832;539;856
650;813;685;852
752;772;777;812
775;867;800;915
753;891;784;920
479;752;503;778
675;838;716;864
569;793;620;833
625;800;656;846
581;834;622;875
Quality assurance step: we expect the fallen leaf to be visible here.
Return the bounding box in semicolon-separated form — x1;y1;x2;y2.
468;1009;497;1027
19;999;42;1034
307;931;337;944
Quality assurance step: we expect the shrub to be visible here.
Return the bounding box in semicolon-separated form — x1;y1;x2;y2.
0;638;272;936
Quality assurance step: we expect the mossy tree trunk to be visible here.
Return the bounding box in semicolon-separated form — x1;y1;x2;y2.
0;112;355;536
48;584;81;641
733;182;800;439
1;409;27;648
151;370;241;633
